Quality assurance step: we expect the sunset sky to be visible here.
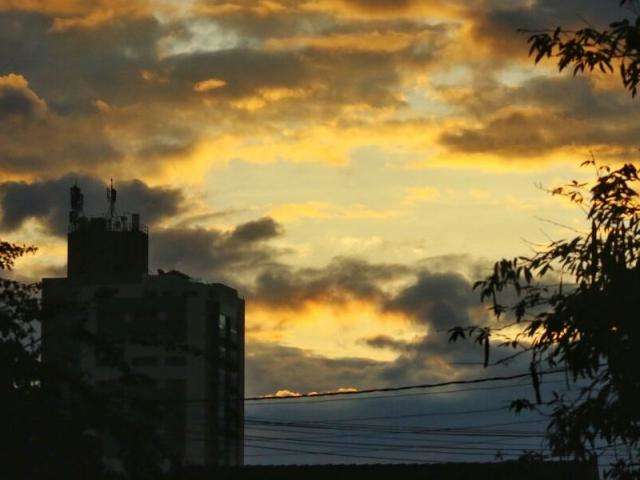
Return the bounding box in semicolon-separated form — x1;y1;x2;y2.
1;0;636;464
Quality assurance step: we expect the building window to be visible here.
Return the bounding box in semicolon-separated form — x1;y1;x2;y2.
161;379;187;461
97;311;127;343
131;356;158;367
218;368;226;398
228;372;238;389
162;311;187;343
229;318;237;338
217;436;227;466
165;356;187;367
131;310;156;344
218;314;226;337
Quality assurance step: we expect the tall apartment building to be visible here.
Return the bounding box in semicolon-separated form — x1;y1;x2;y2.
42;183;244;468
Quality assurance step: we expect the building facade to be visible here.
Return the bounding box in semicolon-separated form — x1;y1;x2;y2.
42;184;244;468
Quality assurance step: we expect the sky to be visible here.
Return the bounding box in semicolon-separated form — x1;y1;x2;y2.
0;0;635;466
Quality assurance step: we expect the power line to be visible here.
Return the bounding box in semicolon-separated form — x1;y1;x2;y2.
246;378;568;406
243;419;548;441
245;369;567;402
245;417;548;432
244;425;547;447
244;434;548;455
240;443;436;463
245;440;543;459
245;406;512;424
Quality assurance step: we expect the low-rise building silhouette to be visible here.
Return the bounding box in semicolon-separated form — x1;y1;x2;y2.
42;182;244;469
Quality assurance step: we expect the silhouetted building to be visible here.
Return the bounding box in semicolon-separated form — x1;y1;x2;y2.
42;183;244;470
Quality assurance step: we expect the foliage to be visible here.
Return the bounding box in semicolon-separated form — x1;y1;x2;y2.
0;240;168;479
526;0;640;96
450;161;640;478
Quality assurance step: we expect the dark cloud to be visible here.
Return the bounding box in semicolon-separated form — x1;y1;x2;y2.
450;75;635;122
246;341;385;397
150;217;284;280
0;94;122;176
0;174;184;235
0;12;193;176
250;257;411;308
0;72;121;175
364;334;414;352
441;110;640;157
247;327;522;398
0;8;442;113
230;217;283;243
0;73;46;119
0;12;164;113
439;75;640;157
385;270;479;329
468;0;628;61
0;7;449;176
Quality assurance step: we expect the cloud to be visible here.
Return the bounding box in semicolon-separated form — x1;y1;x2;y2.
0;7;452;178
268;201;399;222
246;341;385;397
229;217;283;243
0;73;121;177
150;217;285;280
245;260;520;397
247;328;492;399
193;78;227;92
341;0;419;12
302;0;455;19
0;73;47;119
385;270;480;329
438;75;640;158
464;0;629;63
250;257;411;309
0;174;184;236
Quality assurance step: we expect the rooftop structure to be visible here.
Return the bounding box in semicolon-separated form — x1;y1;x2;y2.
67;181;148;284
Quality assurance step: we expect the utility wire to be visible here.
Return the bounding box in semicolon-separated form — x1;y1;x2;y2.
246;378;567;406
244;417;548;433
243;424;548;445
245;405;511;424
245;440;540;459
246;369;567;401
244;434;548;454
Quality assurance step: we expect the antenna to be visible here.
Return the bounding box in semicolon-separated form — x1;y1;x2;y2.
70;183;84;213
107;178;117;219
69;182;84;227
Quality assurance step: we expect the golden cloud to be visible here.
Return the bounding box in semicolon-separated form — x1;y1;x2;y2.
193;77;228;92
301;0;461;20
268;201;400;222
247;299;418;361
265;30;433;53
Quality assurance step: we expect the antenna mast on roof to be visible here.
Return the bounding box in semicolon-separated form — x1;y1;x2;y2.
107;178;117;219
69;181;84;227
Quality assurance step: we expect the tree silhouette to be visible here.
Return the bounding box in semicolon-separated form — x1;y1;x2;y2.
450;160;640;478
0;240;166;479
526;0;640;96
450;4;640;476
